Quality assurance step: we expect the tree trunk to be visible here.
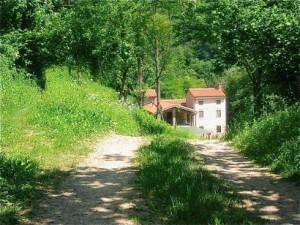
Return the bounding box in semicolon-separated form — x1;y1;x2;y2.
68;65;72;77
252;69;263;117
137;56;144;107
119;66;129;103
155;38;161;119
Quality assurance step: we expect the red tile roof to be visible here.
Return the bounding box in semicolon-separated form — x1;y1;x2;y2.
143;99;194;114
188;88;225;97
144;89;157;97
161;99;186;105
143;103;157;114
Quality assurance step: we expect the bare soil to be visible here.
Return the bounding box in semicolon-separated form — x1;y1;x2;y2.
192;140;300;225
31;135;147;225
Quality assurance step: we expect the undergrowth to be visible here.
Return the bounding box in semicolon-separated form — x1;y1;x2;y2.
232;105;300;180
136;137;263;225
134;110;194;139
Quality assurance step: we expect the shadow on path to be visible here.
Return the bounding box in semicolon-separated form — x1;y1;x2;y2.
192;140;300;225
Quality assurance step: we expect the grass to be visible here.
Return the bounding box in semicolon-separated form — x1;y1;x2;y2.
136;137;263;225
1;67;141;170
232;105;300;180
0;62;192;223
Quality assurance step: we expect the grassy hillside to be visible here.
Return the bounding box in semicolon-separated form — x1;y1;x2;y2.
1;67;140;170
0;65;192;224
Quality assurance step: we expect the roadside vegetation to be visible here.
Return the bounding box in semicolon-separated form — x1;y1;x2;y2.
232;106;300;180
137;137;263;225
135;110;193;139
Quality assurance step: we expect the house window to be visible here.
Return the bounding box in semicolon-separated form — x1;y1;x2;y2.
216;125;222;133
199;111;204;118
216;110;221;118
216;100;221;104
198;100;204;105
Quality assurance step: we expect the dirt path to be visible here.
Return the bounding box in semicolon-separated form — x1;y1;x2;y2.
192;140;300;225
33;135;146;225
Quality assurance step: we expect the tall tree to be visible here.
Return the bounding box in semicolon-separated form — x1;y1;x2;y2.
146;13;173;118
177;0;300;117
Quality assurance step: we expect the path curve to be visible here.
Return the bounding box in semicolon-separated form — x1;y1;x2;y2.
33;135;145;225
192;140;300;225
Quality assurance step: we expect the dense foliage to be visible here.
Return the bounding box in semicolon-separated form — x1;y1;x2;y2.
134;110;193;138
233;106;300;180
177;0;300;115
137;137;263;224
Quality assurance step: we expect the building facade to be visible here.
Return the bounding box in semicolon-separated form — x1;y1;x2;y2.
143;87;226;135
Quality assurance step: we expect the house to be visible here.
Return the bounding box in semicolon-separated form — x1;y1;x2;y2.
143;87;226;135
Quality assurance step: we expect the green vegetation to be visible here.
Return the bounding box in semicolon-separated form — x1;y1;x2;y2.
1;65;140;169
1;0;300;224
177;1;300;181
137;137;263;225
0;155;39;225
0;64;132;223
134;110;193;139
0;63;191;223
232;106;300;180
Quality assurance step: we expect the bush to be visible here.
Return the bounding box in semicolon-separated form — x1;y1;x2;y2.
134;110;194;139
137;137;262;224
272;137;300;180
0;154;40;225
233;105;300;178
134;110;170;135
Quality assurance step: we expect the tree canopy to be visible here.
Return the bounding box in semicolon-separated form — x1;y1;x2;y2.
1;0;299;120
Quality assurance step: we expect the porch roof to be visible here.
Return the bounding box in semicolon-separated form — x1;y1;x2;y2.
163;104;196;113
143;99;195;114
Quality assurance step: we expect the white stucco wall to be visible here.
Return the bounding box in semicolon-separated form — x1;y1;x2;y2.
193;97;226;134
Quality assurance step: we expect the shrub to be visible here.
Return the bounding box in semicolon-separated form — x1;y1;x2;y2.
134;110;170;135
272;137;300;180
137;137;262;224
0;153;40;225
233;105;300;178
134;110;194;139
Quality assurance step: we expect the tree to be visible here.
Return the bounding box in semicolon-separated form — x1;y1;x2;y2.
146;13;173;118
177;0;300;117
0;0;71;89
130;2;150;107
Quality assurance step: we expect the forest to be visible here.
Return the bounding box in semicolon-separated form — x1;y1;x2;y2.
1;0;300;224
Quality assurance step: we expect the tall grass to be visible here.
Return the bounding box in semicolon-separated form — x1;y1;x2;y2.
137;137;263;224
232;105;300;180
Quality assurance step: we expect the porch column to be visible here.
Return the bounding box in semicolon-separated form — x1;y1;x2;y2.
193;114;196;127
172;108;176;127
